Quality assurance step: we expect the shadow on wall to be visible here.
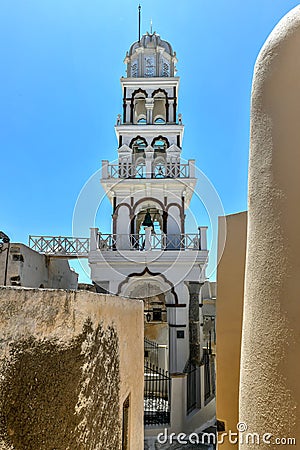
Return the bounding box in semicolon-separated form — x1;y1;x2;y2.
0;319;120;450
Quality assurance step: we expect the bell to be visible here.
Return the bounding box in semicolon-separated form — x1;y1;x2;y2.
142;210;154;228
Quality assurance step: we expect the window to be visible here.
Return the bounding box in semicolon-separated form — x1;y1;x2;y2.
177;330;185;339
153;308;162;322
161;59;170;77
144;56;156;77
131;60;138;77
162;62;170;77
12;254;24;262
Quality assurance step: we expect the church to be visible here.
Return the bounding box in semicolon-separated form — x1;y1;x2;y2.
88;28;216;441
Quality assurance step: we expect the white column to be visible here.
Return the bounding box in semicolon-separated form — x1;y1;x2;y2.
117;235;131;250
170;374;187;433
89;228;99;251
125;99;131;123
145;98;154;124
158;345;168;371
102;160;109;179
144;227;152;250
189;159;195;178
168;304;189;373
169;99;175;122
145;146;154;179
168;308;177;374
199;226;208;251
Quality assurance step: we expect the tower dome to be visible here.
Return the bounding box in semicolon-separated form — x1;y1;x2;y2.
124;32;178;78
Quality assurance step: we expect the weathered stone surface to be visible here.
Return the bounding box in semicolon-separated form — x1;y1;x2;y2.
0;287;144;450
188;283;202;365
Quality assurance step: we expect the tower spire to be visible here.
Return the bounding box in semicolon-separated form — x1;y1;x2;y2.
138;4;141;43
150;19;153;34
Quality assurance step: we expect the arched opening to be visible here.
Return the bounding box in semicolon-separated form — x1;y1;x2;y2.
130;136;148;154
118;272;177;372
151;136;169;153
116;204;131;249
134;157;146;178
152;137;169;178
134;205;164;236
154;158;166;179
131;89;147;124
152;89;168;123
154;117;166;124
166;204;182;249
129;137;147;178
130;282;169;370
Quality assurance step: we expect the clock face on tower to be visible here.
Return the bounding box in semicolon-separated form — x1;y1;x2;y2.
144;56;156;77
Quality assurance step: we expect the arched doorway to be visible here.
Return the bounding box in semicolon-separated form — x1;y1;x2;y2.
118;270;177;372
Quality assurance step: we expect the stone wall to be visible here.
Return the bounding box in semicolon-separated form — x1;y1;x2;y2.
188;282;202;366
0;287;144;450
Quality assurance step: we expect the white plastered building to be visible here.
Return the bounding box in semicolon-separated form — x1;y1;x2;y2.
88;31;215;438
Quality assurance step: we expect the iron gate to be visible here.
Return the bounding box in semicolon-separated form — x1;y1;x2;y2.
186;361;197;414
144;361;171;426
204;349;216;402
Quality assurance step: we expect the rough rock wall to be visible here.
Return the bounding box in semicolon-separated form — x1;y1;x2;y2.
188;282;202;365
240;5;300;449
0;287;144;450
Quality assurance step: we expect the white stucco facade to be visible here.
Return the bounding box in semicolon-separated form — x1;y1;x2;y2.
0;243;78;290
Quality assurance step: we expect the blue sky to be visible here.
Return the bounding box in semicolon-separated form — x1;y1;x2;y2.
1;0;299;282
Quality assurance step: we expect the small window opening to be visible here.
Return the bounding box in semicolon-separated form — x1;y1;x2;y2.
122;396;130;450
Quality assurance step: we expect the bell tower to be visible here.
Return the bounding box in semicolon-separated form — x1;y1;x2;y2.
90;29;209;378
100;31;201;247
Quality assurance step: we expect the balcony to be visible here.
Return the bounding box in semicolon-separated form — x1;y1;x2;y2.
93;231;206;252
101;160;195;180
29;235;89;257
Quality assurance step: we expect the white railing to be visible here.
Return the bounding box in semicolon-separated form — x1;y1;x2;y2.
102;161;193;179
29;228;208;256
29;236;89;256
96;233;202;251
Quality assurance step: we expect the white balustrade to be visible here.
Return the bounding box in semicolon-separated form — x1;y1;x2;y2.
104;161;191;179
97;232;202;251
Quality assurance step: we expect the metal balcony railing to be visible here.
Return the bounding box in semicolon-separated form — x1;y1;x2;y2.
97;233;201;251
